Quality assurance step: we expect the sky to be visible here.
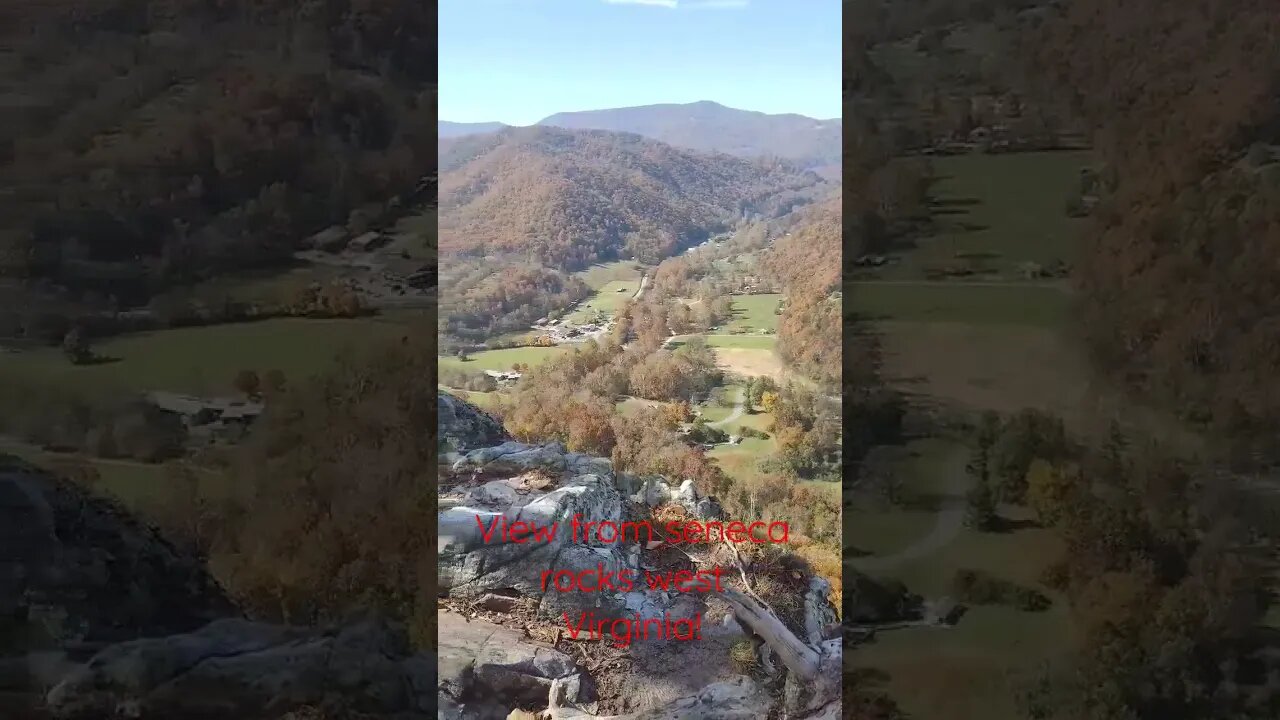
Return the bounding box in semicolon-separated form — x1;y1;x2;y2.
439;0;842;125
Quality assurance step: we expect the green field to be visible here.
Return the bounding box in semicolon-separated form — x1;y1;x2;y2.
848;283;1070;327
879;151;1091;280
0;317;414;396
673;334;778;350
564;279;641;324
0;437;226;510
847;437;1071;720
439;345;567;373
715;294;783;334
444;388;503;411
574;260;646;290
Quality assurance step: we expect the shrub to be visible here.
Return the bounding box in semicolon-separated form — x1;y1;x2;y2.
729;639;758;672
951;569;1051;612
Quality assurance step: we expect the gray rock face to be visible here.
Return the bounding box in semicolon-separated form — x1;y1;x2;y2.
439;391;510;453
440;441;663;620
45;615;434;719
0;455;234;655
439;611;591;719
847;570;920;623
547;676;768;720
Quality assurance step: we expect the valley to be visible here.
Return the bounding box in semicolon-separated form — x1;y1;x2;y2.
845;4;1280;720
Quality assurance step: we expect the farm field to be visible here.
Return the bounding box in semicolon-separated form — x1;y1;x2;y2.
445;388;503;412
714;294;783;334
846;148;1097;720
563;279;641;324
673;334;777;350
848;282;1070;327
871;151;1092;280
0;317;414;396
848;436;1071;720
0;437;227;510
575;259;646;290
713;347;785;381
438;345;567;373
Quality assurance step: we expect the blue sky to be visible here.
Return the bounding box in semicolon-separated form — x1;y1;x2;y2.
439;0;842;125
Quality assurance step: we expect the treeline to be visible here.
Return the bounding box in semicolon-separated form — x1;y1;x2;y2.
1029;0;1280;457
962;410;1280;719
848;0;1047;45
0;0;433;305
437;126;827;271
438;261;591;345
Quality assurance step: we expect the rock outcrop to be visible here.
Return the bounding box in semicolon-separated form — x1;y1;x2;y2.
439;391;510;453
439;439;665;621
437;393;843;719
46;616;434;719
2;455;435;719
847;570;920;624
439;611;594;719
0;454;234;654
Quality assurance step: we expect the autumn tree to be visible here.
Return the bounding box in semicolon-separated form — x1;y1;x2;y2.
234;369;261;398
1025;460;1080;527
61;328;91;365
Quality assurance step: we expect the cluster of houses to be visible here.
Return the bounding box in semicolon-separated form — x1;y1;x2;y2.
531;316;612;345
482;369;522;387
145;391;264;443
306;226;393;254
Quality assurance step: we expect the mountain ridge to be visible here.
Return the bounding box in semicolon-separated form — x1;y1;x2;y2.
438;125;827;270
438;100;841;167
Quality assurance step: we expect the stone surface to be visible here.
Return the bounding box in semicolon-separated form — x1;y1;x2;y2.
439;391;511;454
439;441;643;620
847;570;920;623
439;611;591;717
45;615;434;719
0;455;235;655
547;676;768;719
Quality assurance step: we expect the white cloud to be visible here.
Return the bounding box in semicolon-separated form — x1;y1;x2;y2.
603;0;679;7
600;0;748;9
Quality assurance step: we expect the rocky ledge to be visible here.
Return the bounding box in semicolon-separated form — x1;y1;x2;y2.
1;455;434;719
436;392;842;720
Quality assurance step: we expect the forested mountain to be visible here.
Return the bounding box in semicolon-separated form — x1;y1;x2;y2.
438;120;509;138
766;195;841;387
438;126;826;270
1031;0;1280;451
536;100;841;169
0;0;433;303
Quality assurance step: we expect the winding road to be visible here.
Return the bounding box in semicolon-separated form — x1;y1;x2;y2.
707;388;745;428
849;456;974;573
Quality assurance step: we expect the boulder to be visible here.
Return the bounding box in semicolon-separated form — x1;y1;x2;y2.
0;455;234;656
439;611;591;717
547;676;767;720
439;391;510;454
847;570;920;624
45;615;434;719
439;442;643;620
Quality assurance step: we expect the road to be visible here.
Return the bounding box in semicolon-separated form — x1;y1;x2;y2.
633;274;650;301
849;461;973;573
707;388;745;428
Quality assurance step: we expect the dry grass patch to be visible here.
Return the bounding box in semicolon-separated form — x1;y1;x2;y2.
714;348;785;380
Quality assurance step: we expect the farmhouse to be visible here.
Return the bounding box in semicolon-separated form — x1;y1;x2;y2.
482;370;522;385
307;226;349;252
349;231;390;252
146;391;265;429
